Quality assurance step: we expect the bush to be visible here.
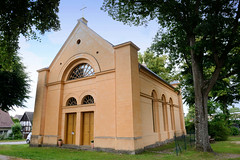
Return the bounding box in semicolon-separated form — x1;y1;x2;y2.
209;119;230;141
185;120;195;134
14;133;23;140
230;127;240;136
11;123;22;140
0;134;5;140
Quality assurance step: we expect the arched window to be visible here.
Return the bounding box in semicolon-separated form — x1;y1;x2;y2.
82;95;94;104
162;95;167;131
152;91;158;133
169;98;175;131
66;97;77;106
68;63;94;80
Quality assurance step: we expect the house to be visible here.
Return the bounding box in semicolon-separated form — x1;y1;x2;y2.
20;112;33;138
14;114;22;121
0;109;14;138
31;18;186;154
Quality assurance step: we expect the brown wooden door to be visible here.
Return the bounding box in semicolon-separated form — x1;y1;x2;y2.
66;113;76;144
82;112;94;145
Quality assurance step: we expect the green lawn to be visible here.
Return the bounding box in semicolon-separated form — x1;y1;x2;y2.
0;139;25;142
0;136;239;160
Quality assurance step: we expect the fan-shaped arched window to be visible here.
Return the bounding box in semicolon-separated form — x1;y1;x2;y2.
68;63;94;80
82;95;94;104
66;97;77;106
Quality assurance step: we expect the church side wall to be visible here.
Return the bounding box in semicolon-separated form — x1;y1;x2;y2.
137;72;185;149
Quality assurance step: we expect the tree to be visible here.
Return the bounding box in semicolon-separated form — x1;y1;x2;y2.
102;0;240;152
0;56;30;111
138;51;176;82
0;0;60;71
181;63;240;121
11;117;20;124
0;0;60;111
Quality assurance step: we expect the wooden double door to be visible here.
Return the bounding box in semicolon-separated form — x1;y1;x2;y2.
66;112;94;145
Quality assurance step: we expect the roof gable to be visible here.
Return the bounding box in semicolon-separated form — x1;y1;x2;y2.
20;112;34;123
0;109;14;128
46;18;115;83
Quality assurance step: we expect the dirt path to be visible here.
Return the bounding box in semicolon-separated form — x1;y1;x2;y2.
216;153;240;159
0;155;30;160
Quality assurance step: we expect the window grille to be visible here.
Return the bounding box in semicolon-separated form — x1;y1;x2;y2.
66;97;77;106
68;63;94;80
82;95;94;104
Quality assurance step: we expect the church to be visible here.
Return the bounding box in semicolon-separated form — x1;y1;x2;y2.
31;18;186;154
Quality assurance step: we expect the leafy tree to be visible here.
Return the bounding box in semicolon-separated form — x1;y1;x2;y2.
0;0;60;111
0;56;30;111
102;0;240;152
138;51;175;82
0;0;60;71
11;117;20;124
229;107;240;113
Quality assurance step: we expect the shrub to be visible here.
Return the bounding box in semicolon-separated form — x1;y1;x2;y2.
11;123;22;139
14;133;23;140
209;119;230;141
230;127;240;136
185;120;195;134
0;134;5;140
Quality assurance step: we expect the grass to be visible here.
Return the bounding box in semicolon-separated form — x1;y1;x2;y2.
211;136;240;154
0;139;25;142
0;136;239;160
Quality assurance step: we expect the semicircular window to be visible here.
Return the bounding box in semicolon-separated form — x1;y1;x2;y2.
66;97;77;106
68;63;94;80
82;95;94;104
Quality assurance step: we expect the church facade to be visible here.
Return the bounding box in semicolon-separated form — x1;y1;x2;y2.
31;18;185;154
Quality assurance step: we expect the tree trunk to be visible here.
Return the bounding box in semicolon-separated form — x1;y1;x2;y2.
190;36;213;152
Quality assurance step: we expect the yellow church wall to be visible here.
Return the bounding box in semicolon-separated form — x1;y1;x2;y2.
115;43;135;139
139;96;159;147
43;85;62;136
137;69;185;149
95;73;116;138
31;18;185;153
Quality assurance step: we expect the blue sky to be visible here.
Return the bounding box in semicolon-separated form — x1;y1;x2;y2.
10;0;161;116
10;0;239;117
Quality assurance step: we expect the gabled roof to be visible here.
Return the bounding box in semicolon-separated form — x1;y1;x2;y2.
20;112;34;123
14;114;22;121
0;109;14;128
47;17;114;70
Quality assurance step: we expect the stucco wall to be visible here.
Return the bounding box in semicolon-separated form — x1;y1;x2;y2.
137;70;185;149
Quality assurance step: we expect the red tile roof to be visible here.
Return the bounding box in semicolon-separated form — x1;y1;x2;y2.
0;109;14;128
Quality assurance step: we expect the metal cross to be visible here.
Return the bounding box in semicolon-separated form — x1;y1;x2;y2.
80;7;87;18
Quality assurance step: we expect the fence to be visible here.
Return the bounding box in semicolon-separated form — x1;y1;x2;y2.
174;132;195;156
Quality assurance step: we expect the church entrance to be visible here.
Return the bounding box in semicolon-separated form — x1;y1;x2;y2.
66;113;76;144
82;112;94;145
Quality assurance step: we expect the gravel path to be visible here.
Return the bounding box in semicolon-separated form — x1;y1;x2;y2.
0;141;26;145
0;155;30;160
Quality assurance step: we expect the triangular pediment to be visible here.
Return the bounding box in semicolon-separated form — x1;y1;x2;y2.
47;18;115;83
